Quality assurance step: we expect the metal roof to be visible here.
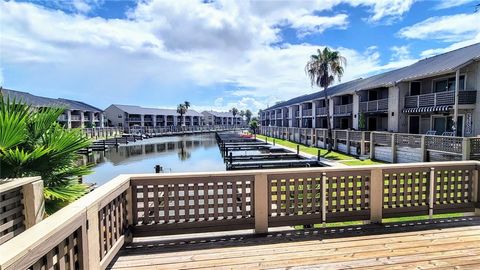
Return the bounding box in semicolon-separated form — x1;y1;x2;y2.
112;104;203;117
202;110;239;118
265;42;480;111
1;88;102;112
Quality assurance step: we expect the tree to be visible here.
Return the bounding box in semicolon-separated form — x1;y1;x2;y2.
245;109;252;123
177;101;190;127
249;119;259;138
240;110;245;122
231;107;239;126
305;47;346;152
0;98;91;214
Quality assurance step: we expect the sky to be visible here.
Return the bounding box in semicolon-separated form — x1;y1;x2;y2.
1;0;479;114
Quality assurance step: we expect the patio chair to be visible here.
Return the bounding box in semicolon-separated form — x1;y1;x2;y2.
426;130;437;135
442;131;455;136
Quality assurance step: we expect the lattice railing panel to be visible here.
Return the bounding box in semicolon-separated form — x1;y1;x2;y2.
132;176;255;233
0;187;25;245
434;166;473;207
268;173;323;224
425;136;462;154
382;168;430;217
396;134;422;148
373;133;392;146
324;171;370;221
99;191;128;260
28;227;83;270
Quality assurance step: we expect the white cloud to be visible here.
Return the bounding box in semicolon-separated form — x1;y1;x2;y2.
398;13;480;42
0;0;418;113
434;0;477;10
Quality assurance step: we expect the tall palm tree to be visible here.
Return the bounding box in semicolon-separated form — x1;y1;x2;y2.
305;47;346;152
240;110;245;122
231;107;239;127
176;101;190;127
245;109;252;123
0;97;91;214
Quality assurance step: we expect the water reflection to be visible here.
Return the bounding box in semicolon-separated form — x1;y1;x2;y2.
82;134;225;186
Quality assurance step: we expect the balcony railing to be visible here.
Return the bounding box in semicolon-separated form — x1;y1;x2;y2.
359;98;388;113
333;104;353;115
295;111;300;117
302;109;312;117
276;113;282;118
127;117;142;122
404;90;477;108
57;115;67;121
71;115;81;121
316;107;327;116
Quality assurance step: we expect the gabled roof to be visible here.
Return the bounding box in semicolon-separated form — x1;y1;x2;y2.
1;88;102;112
264;43;480;111
112;104;203;117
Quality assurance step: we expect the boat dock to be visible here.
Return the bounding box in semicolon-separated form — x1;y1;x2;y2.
216;132;321;170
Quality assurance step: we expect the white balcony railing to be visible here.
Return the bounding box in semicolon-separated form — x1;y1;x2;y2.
333;104;353;115
359;98;388;113
404;90;477;108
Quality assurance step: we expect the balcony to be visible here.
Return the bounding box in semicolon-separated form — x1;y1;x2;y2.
276;113;282;119
295;111;300;117
404;90;477;108
57;115;67;121
316;107;327;116
127;117;142;122
333;104;353;115
359;98;388;113
302;109;312;117
71;115;81;121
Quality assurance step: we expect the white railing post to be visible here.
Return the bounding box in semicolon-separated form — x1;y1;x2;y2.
462;137;471;160
391;133;397;163
472;165;479;216
370;132;375;160
346;130;351;155
360;131;366;156
370;168;383;223
254;173;268;234
22;178;45;229
429;167;435;218
421;135;427;161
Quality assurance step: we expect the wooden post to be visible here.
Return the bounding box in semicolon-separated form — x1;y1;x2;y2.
254;173;268;234
296;145;300;155
311;128;315;146
421;135;426;162
370;132;375;160
370;168;383;223
391;134;397;163
346;130;351;155
125;186;134;243
317;149;321;161
321;172;327;226
86;204;101;269
22;179;45;228
472;166;479;216
333;130;338;150
360;131;366;156
429;167;435;218
462;137;471;161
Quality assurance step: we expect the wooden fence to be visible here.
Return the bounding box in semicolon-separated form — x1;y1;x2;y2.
0;177;43;245
1;161;479;269
260;126;480;162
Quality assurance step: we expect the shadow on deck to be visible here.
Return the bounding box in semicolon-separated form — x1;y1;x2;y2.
108;217;480;269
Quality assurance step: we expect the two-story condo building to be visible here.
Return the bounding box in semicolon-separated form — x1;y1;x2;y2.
201;111;243;126
105;104;204;128
1;88;105;128
261;43;480;136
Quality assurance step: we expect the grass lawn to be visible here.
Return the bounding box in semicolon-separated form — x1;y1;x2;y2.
256;134;383;166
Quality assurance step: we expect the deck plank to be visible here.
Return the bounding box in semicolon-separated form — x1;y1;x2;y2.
108;222;480;270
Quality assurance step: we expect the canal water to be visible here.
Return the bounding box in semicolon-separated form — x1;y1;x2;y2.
82;133;225;186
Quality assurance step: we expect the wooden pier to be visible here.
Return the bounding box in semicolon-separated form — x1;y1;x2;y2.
217;132;321;170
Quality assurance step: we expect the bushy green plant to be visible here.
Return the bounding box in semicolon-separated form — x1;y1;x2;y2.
0;98;92;214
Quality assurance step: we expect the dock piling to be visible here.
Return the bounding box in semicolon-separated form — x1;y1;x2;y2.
296;145;299;155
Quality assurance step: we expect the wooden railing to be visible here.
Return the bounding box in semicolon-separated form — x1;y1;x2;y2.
83;127;123;139
316;107;327;116
404;90;477;108
0;177;44;245
1;162;479;269
260;126;480;162
333;104;353;115
359;98;388;113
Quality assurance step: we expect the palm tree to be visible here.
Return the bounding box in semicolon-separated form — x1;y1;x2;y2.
305;47;346;152
231;107;239;127
249;119;259;139
245;109;252;124
240;110;246;123
177;101;190;127
0;97;91;214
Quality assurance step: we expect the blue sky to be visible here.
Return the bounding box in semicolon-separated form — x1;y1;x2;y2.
1;0;479;113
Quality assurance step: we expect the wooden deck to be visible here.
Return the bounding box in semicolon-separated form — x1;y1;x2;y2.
108;218;480;270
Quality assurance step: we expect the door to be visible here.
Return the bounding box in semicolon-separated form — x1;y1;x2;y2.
433;117;446;134
368;117;377;131
409;115;420;134
455;115;464;136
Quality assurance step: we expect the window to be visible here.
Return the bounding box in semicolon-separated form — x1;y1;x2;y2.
118;114;123;118
410;82;421;96
434;75;465;92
